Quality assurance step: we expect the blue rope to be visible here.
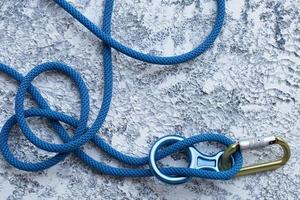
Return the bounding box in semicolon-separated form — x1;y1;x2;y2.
53;0;225;65
0;0;243;180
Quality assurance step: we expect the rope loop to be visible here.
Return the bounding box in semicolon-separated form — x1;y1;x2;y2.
0;0;243;181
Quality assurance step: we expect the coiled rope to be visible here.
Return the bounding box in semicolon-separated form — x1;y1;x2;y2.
0;0;243;180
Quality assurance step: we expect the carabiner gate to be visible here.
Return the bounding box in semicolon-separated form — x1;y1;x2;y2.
220;136;291;176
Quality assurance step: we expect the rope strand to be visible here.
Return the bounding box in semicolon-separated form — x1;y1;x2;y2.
0;0;243;180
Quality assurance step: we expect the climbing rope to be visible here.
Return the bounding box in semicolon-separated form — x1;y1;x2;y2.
0;0;244;183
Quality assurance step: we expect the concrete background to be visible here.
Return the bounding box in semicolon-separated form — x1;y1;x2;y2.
0;0;299;199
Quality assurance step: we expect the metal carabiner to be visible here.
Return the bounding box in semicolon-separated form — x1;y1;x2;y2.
220;136;291;176
149;135;290;184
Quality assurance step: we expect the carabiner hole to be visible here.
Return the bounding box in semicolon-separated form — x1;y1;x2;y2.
242;145;283;166
218;153;234;171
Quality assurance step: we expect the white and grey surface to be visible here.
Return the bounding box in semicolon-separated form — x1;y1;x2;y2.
0;0;299;199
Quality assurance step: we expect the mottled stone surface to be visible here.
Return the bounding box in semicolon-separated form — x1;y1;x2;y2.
0;0;299;199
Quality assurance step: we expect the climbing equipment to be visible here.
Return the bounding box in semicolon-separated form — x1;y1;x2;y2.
0;0;290;184
149;135;290;184
149;135;227;184
220;136;291;176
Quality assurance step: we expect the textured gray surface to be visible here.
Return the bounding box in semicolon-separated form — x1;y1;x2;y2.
0;0;299;199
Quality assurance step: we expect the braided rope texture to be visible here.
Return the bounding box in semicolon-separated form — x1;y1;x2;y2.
0;0;243;180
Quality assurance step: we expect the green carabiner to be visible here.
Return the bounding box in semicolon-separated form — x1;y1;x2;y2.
220;136;291;176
